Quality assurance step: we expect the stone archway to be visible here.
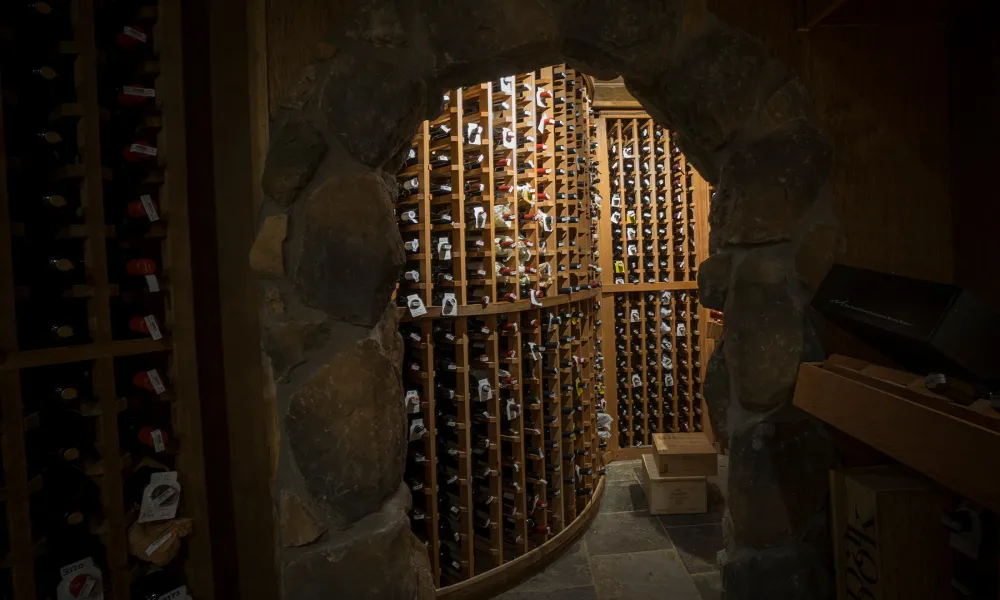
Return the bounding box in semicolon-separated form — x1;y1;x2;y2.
250;1;840;598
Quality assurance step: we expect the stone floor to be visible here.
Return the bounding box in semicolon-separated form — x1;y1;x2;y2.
493;456;728;600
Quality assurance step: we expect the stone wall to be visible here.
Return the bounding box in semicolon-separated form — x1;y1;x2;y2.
253;0;839;597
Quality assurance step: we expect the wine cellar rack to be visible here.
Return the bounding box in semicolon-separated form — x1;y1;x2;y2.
394;65;600;313
402;302;606;587
595;114;713;451
395;66;610;588
0;2;211;599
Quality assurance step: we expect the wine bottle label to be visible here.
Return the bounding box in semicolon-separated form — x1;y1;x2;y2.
130;143;158;156
146;274;161;292
144;315;163;340
405;295;426;317
408;419;426;442
144;531;174;559
149;429;166;452
441;293;457;316
123;85;156;98
144;369;167;395
138;471;181;523
57;558;104;600
140;194;161;221
123;26;148;42
404;390;420;414
155;586;188;600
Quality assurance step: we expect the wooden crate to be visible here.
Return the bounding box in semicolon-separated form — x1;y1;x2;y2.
830;466;950;600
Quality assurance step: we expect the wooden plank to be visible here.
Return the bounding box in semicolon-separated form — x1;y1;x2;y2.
399;289;600;321
793;363;1000;513
159;1;215;595
438;477;604;600
76;3;129;596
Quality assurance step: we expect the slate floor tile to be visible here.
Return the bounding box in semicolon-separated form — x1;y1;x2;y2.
591;550;701;600
585;511;673;556
668;524;723;574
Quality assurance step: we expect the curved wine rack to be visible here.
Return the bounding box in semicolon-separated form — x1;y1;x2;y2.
395;66;611;588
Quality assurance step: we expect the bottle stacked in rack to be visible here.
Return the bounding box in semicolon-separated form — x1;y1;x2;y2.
596;114;711;450
393;66;599;313
401;299;605;587
0;1;204;598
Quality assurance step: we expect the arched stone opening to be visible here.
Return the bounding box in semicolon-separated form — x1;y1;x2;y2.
251;1;841;598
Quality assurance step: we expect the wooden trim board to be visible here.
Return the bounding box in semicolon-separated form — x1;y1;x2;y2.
436;477;606;600
793;362;1000;513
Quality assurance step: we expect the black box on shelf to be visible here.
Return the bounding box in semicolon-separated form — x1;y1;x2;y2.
812;264;1000;387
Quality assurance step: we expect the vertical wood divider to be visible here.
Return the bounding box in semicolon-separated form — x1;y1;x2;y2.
421;319;441;587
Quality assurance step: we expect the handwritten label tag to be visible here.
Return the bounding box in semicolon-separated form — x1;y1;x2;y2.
405;390;421;414
144;315;163;340
140;194;160;221
138;471;181;523
441;293;458;316
630;309;640;323
406;295;427;317
147;369;167;395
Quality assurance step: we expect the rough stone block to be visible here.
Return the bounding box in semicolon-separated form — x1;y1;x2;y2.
710;121;832;247
282;485;431;599
263;114;328;207
703;342;729;447
288;170;404;327
424;0;561;86
284;331;405;526
317;52;428;168
726;415;834;549
262;320;332;382
795;217;843;295
249;214;289;277
723;251;804;412
280;489;326;547
698;252;732;311
649;27;781;154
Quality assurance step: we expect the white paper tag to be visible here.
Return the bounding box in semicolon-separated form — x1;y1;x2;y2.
150;429;166;452
147;369;167;395
505;398;517;420
630;309;640;323
626;227;636;241
124;26;148;42
155;586;188;600
472;206;487;229
632;374;642;388
478;379;492;402
140;194;160;221
610;211;621;225
145;532;173;558
627;244;638;256
123;85;156;98
437;238;451;260
130;143;158;157
661;321;670;333
527;343;540;361
575;465;582;483
409;419;427;442
405;390;421;413
441;293;458;316
144;315;163;340
145;274;160;292
676;323;687;337
530;289;542;306
662;356;673;370
138;471;181;523
406;295;427;317
665;374;674;387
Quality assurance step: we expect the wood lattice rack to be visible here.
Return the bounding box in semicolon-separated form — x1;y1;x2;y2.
594;113;714;454
394;66;609;588
0;1;212;598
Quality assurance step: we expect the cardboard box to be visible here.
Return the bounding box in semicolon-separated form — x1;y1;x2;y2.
652;432;717;477
830;466;949;600
641;454;707;515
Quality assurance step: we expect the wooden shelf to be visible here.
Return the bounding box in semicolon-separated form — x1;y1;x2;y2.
793;356;1000;513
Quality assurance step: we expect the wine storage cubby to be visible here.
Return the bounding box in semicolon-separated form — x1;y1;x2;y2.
0;2;211;599
594;113;713;451
402;297;607;588
394;65;600;312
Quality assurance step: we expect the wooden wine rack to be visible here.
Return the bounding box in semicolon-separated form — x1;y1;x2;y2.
395;65;599;312
594;113;713;455
402;298;606;588
0;2;212;599
394;66;608;590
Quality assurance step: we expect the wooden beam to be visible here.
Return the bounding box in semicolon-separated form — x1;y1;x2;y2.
793;362;1000;513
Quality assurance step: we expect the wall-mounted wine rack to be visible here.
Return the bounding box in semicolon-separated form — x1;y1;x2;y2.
594;114;713;454
395;66;609;589
394;65;600;314
0;1;212;598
